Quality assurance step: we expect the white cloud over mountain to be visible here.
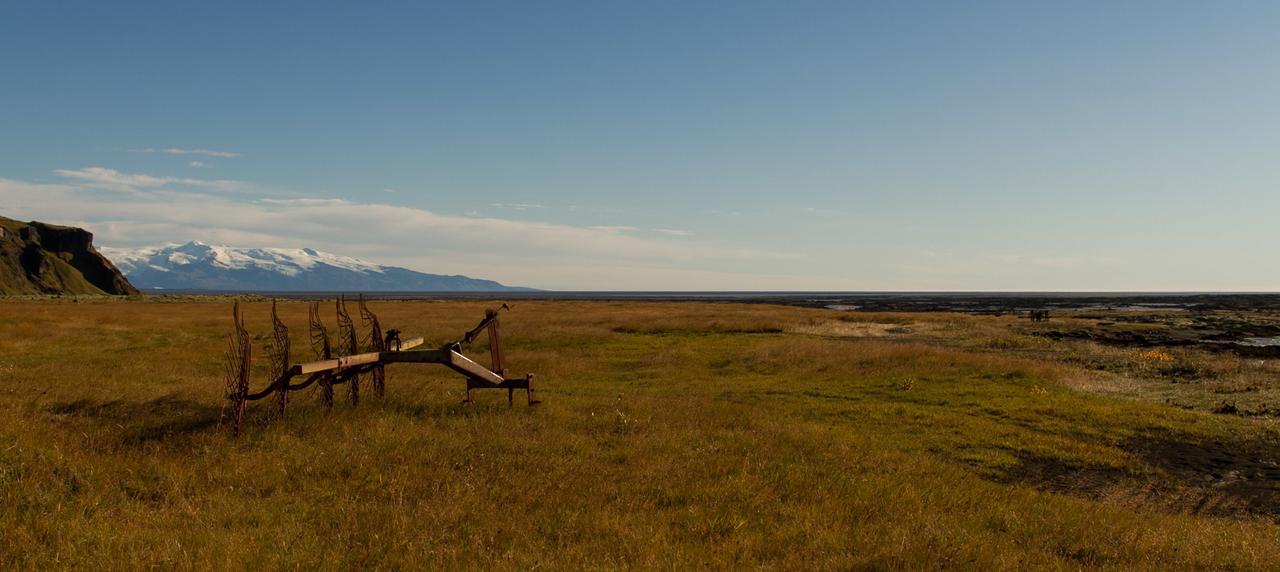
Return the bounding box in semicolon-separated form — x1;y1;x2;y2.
0;168;807;290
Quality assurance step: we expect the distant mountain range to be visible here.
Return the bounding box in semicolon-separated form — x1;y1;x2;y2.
99;241;532;292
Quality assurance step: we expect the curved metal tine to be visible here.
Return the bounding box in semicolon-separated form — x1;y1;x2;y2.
309;301;335;409
222;301;252;437
336;296;360;406
267;300;291;420
359;295;386;397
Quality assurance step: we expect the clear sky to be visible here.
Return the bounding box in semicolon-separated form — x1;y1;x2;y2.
2;1;1278;290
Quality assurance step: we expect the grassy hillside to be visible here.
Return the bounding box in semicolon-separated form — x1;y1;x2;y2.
0;299;1276;569
0;216;139;296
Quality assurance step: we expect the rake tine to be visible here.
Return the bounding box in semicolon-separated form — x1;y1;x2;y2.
267;300;291;420
309;301;335;409
336;296;360;407
359;295;386;397
222;301;251;437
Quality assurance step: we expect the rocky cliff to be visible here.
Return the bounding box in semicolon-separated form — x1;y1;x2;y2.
0;216;139;296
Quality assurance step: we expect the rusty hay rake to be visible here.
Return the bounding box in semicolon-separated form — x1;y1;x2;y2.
222;297;538;436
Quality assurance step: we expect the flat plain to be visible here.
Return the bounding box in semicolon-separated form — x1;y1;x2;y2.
1;298;1278;569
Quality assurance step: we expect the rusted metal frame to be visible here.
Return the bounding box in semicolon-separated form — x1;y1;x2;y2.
336;297;360;406
244;371;296;401
266;301;291;418
222;301;538;437
285;371;326;392
241;358;383;402
359;295;387;397
379;344;538;405
222;301;253;437
486;312;511;403
455;305;515;404
374;345;504;382
460;304;509;345
309;302;335;408
327;364;378;386
464;373;539;405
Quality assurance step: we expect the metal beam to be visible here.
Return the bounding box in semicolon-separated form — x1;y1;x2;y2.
287;336;426;375
446;350;505;384
291;351;381;375
382;348;451;364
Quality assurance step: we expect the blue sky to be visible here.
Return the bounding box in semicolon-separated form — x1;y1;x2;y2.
2;1;1278;290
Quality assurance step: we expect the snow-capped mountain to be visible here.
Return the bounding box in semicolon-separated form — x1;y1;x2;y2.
98;241;531;292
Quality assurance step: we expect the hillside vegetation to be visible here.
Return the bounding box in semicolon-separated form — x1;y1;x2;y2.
0;299;1276;569
0;216;138;296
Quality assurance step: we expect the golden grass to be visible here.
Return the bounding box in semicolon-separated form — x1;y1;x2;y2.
0;299;1277;569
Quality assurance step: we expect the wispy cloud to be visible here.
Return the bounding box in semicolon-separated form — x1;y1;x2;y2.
0;173;799;289
131;147;241;158
53;167;245;193
653;228;694;237
790;206;846;215
188;161;208;168
489;202;546;211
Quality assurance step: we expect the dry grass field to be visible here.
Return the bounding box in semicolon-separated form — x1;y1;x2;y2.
1;298;1278;569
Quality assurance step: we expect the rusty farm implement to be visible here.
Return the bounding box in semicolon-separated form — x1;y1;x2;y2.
222;297;538;436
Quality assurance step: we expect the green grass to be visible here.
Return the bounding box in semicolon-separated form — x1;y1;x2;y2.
0;299;1277;569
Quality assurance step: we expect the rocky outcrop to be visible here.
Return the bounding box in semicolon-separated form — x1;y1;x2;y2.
0;216;139;296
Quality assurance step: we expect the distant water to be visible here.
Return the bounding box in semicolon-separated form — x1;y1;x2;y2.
1238;337;1280;347
146;290;1280;313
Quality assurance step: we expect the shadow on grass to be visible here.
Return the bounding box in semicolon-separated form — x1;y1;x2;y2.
47;394;224;444
976;430;1280;522
382;398;527;420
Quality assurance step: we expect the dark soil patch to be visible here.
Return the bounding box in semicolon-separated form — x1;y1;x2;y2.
978;431;1280;521
985;451;1132;501
1123;431;1280;520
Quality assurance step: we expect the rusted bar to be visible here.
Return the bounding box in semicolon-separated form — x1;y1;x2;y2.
526;373;539;405
244;372;295;401
380;348;450;364
465;372;539;405
461;304;509;344
464;377;532;390
488;312;506;376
